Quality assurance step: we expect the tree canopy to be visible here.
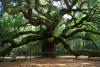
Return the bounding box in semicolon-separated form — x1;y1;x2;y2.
0;0;100;57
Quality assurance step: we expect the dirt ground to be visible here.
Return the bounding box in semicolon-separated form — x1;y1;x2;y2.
0;56;100;67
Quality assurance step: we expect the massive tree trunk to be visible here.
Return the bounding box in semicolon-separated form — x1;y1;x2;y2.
41;37;56;58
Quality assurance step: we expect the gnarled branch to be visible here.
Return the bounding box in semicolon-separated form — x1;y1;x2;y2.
0;35;40;56
63;28;100;38
67;35;98;49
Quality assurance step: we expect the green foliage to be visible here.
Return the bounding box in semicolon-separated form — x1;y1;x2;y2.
75;12;86;23
11;41;42;56
0;0;100;57
0;47;5;56
56;43;68;55
54;24;65;37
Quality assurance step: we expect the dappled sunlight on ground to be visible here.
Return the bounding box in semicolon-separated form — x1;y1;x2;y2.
0;56;100;67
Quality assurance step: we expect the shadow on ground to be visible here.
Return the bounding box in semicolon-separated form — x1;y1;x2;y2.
0;56;100;67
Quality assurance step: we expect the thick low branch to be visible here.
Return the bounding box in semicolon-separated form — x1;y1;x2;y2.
55;37;73;53
0;31;39;46
55;37;82;57
13;31;38;38
18;35;40;46
1;39;17;47
15;23;29;30
0;40;17;56
0;35;40;56
67;36;98;49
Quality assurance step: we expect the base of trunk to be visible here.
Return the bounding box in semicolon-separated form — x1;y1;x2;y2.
42;52;56;58
41;38;56;58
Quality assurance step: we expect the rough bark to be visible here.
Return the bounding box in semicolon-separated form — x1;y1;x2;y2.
41;38;56;58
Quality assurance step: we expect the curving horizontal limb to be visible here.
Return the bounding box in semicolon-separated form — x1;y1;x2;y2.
55;37;73;53
13;31;39;39
63;28;100;39
67;35;98;49
0;35;40;56
55;37;82;58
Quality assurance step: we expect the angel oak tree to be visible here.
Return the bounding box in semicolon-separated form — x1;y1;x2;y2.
0;0;100;57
